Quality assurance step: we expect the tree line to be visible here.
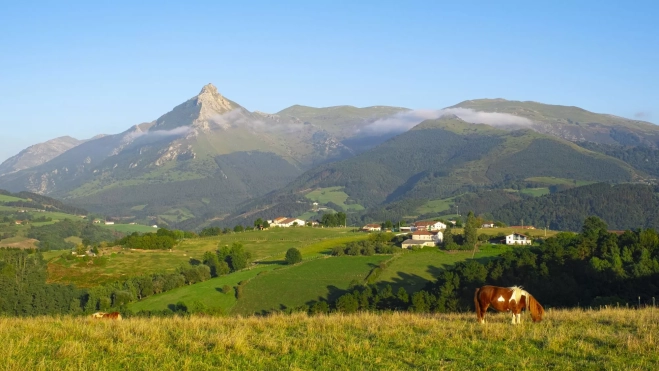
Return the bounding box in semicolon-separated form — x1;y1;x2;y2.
0;241;254;316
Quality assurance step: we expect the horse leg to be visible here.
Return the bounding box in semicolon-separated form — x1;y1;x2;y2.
480;303;489;324
511;302;520;325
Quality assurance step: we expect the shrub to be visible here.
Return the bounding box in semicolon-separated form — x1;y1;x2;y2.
285;248;302;265
309;301;330;315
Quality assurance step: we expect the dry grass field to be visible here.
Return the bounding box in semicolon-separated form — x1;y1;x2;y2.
2;308;657;370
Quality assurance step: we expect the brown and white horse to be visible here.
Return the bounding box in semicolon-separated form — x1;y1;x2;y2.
91;311;122;320
474;285;544;324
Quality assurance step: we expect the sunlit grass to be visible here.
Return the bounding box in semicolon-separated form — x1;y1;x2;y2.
2;308;658;370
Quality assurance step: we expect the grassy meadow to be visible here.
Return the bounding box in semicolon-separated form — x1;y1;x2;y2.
375;246;511;292
45;227;363;287
0;194;26;202
2;308;658;370
232;255;390;315
100;223;159;234
304;186;365;211
128;264;279;313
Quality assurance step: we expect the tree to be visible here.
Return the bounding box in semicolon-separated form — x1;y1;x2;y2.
203;251;222;277
254;218;264;228
464;211;478;249
228;242;251;271
233;225;244;233
443;227;458;250
309;301;329;315
285;248;302;265
582;216;608;242
75;244;86;256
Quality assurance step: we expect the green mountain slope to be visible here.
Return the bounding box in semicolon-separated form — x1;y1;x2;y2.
452;99;659;147
276;105;409;140
221;116;643;227
491;183;659;231
0;84;407;227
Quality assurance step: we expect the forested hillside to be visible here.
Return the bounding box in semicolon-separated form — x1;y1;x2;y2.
222;116;641;227
328;217;659;313
491;183;659;231
577;142;659;177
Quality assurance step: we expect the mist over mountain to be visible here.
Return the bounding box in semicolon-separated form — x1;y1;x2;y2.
2;84;659;229
0;84;410;227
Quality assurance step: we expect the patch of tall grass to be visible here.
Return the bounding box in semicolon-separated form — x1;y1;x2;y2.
2;308;657;370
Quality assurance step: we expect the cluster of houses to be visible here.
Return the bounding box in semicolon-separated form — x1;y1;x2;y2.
362;220;533;248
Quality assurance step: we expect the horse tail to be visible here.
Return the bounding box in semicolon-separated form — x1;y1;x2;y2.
474;287;482;322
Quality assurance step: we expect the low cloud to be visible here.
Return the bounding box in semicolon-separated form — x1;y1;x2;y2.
360;108;534;135
635;111;652;119
210;109;306;133
125;126;192;141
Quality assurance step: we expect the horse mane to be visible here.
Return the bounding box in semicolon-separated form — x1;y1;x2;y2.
526;293;545;321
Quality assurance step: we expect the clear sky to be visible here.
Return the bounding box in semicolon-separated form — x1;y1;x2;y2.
1;0;657;162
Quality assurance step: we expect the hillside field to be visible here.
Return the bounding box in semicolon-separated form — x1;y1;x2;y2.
304;186;365;211
2;309;657;370
100;223;159;234
232;255;390;315
46;227;364;287
128;264;278;314
374;246;512;292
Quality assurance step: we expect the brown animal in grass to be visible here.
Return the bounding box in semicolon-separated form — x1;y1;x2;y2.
474;285;544;324
91;311;122;320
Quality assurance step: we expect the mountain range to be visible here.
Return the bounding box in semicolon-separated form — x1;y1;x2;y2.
0;84;408;226
2;84;658;229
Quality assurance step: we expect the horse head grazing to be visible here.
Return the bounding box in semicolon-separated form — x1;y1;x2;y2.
526;294;545;322
103;312;122;320
474;285;545;324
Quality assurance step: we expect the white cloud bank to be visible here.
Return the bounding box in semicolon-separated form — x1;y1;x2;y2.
210;109;305;133
360;108;534;135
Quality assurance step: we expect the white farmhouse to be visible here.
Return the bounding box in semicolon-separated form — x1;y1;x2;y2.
401;230;443;248
361;223;382;232
505;233;532;245
413;220;446;231
271;217;306;227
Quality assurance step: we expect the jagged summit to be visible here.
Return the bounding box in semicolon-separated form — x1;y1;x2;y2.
195;83;234;121
151;83;240;131
199;83;218;94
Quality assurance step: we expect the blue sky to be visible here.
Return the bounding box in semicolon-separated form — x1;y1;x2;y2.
0;0;657;162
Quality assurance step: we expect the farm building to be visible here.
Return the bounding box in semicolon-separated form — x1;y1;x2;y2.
413;220;446;231
361;223;382;232
271;217;306;227
505;233;532;245
401;230;443;248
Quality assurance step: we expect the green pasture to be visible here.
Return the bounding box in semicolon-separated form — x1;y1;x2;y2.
0;194;26;202
519;187;551;197
305;186;364;211
128;264;278;313
525;176;596;187
47;248;203;287
375;246;510;292
46;227;361;287
100;223;158;234
415;196;458;215
233;255;389;315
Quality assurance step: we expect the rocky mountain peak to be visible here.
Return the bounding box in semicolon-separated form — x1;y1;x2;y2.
195;83;235;122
